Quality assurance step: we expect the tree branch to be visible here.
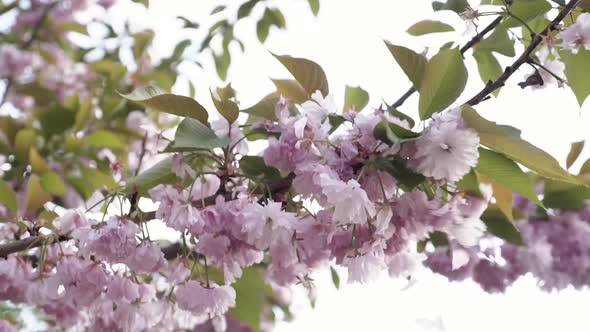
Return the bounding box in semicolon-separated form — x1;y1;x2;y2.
465;0;580;106
390;14;505;109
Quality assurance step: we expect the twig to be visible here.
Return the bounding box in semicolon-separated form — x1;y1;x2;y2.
465;0;580;106
390;15;505;108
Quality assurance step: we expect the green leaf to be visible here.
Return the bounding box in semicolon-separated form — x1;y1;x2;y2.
132;30;155;59
271;53;329;97
0;179;18;214
240;156;281;181
476;148;543;206
272;79;309;104
374;121;421;145
214;48;231;81
256;14;272;43
91;60;127;82
85;130;124;150
210;5;226;14
476;27;515;57
25;174;52;212
127;157;179;195
407;20;454;36
383;42;426;89
418;48;468;120
74;98;92;132
481;206;524;245
567;141;585;169
15;129;35;162
241;94;279;120
374;156;425;190
29;148;48;174
579;158;590;175
81;166;117;190
230;268;274;332
210;90;239;124
40;106;75;135
502;0;551;28
543;178;590;210
462;106;580;184
120;86;209;124
343;85;369;112
432;0;470;13
40;171;67;196
330;266;340;289
67;176;95;200
238;0;260;19
385;104;416;128
474;51;503;96
560;48;590;106
168;118;230;151
308;0;320;15
457;169;482;196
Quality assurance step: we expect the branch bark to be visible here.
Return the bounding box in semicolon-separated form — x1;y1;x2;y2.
465;0;580;106
390;15;505;109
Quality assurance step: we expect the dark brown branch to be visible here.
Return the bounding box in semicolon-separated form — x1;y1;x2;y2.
465;0;580;106
390;15;505;109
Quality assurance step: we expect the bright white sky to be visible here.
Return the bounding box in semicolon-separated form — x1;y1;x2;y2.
111;0;590;331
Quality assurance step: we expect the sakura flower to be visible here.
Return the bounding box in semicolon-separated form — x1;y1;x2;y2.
343;252;386;284
319;174;376;225
53;209;88;234
125;242;167;273
176;281;236;317
190;174;221;201
300;90;336;124
410;109;479;182
211;118;248;155
557;13;590;53
171;154;196;179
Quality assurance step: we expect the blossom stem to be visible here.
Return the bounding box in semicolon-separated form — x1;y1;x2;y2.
528;59;567;84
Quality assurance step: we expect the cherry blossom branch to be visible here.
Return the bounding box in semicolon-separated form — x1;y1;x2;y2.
390;14;505;109
465;0;580;106
0;172;296;258
0;1;59;106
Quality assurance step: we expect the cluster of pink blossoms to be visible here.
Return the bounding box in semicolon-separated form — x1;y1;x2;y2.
426;194;590;293
0;88;488;330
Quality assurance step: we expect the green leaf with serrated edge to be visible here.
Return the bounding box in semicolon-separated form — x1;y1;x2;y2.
127;157;179;195
432;0;470;13
476;148;543;207
543;178;590;210
374;121;421;145
374;156;425;190
383;41;426;90
502;0;551;28
419;48;467;120
120;86;209;124
567;141;585;169
407;20;454;36
40;171;67;196
230;268;274;332
330;266;340;289
482;205;524;245
85;130;124;150
462;106;580;185
271;53;329;96
240;156;281;181
476;27;515;57
168;118;230;151
272;79;309;104
474;50;503;97
0;179;18;214
560;48;590;106
343;85;369;112
308;0;320;15
210;90;239;124
25;174;52;212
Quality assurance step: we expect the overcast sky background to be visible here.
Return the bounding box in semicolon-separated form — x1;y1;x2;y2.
109;0;590;331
